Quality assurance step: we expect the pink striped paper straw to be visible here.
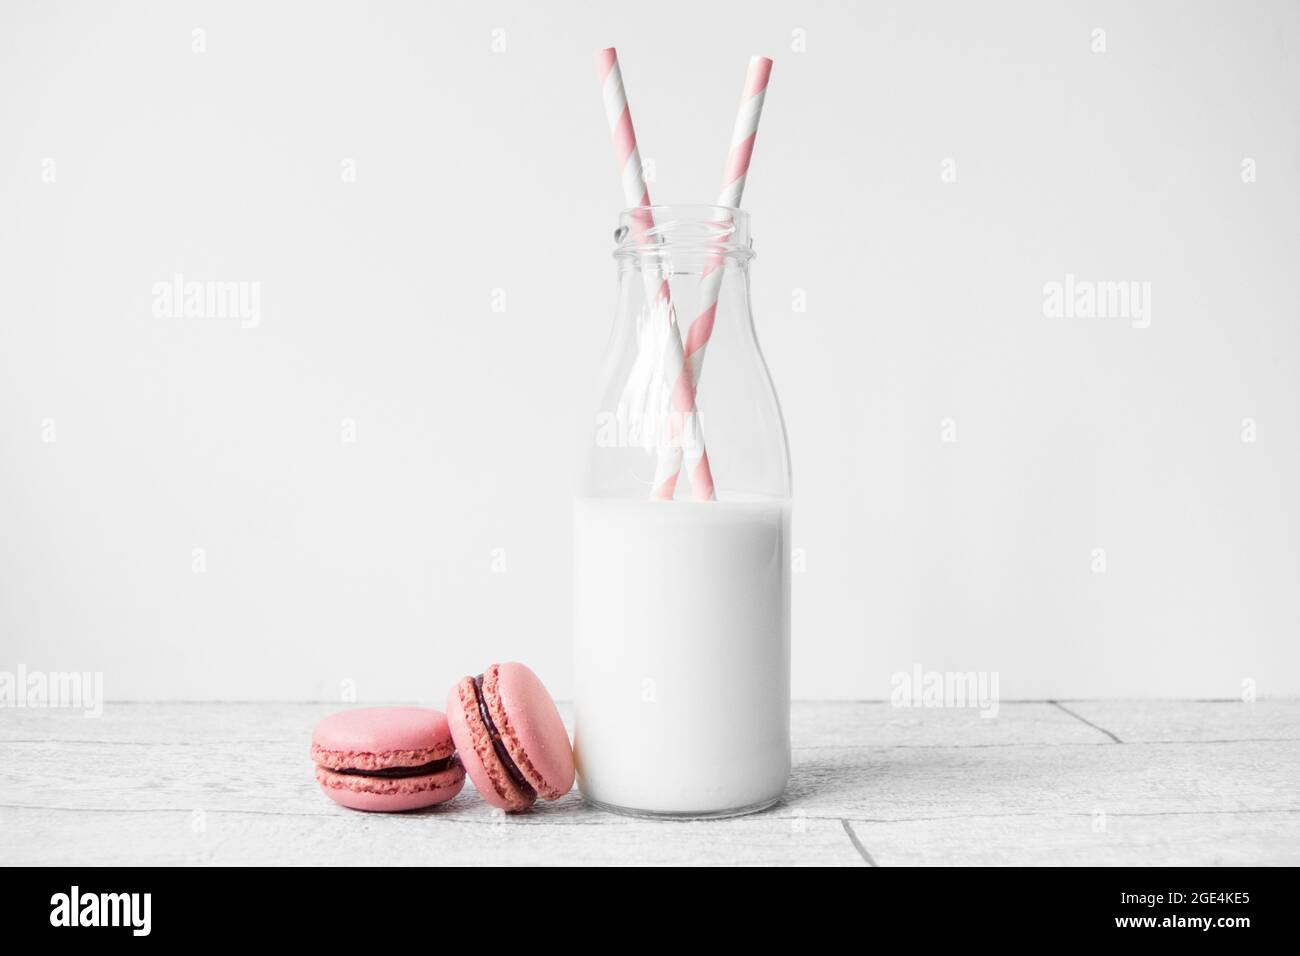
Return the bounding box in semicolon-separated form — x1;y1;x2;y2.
662;56;773;500
595;47;716;501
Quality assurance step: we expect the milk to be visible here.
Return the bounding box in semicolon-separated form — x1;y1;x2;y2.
573;495;791;816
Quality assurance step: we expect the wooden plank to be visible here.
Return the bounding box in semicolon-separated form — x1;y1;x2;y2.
0;803;865;866
785;741;1299;821
846;810;1300;866
4;734;1293;823
0;702;353;744
1062;700;1300;744
791;701;1108;748
0;703;1115;816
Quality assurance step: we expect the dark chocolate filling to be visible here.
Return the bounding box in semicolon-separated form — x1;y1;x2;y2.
335;755;458;779
473;673;536;800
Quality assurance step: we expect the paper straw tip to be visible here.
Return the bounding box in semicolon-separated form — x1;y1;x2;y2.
595;47;619;74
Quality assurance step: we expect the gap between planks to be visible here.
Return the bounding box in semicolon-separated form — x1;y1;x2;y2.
1048;700;1123;743
840;819;877;866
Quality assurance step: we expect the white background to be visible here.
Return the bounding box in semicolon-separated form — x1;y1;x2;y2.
1;1;1296;702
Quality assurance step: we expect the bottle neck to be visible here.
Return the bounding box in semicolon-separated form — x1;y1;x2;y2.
613;204;755;279
592;205;786;501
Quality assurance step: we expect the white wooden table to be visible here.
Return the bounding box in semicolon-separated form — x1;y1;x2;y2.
3;701;1296;866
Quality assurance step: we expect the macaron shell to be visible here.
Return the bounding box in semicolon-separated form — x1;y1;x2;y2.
490;662;575;800
446;677;534;813
311;706;455;771
315;762;465;812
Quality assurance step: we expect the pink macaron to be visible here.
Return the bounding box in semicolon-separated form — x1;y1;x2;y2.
446;662;575;812
311;706;465;812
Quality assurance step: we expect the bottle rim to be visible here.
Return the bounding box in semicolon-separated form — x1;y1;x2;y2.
613;204;755;261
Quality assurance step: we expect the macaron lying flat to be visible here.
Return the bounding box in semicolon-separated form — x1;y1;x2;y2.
311;706;465;812
447;662;575;812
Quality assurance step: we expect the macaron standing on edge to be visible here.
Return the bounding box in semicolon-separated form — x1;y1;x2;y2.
312;706;465;812
447;662;575;812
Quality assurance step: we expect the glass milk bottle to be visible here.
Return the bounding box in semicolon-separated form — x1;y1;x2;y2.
574;205;791;818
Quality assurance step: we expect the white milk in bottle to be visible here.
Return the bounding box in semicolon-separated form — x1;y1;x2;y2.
573;495;791;815
574;205;791;817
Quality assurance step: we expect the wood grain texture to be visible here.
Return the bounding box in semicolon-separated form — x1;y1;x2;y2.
2;701;1296;865
848;810;1300;866
1062;699;1300;744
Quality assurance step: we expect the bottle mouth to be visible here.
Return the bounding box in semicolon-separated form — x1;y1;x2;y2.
613;204;755;261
